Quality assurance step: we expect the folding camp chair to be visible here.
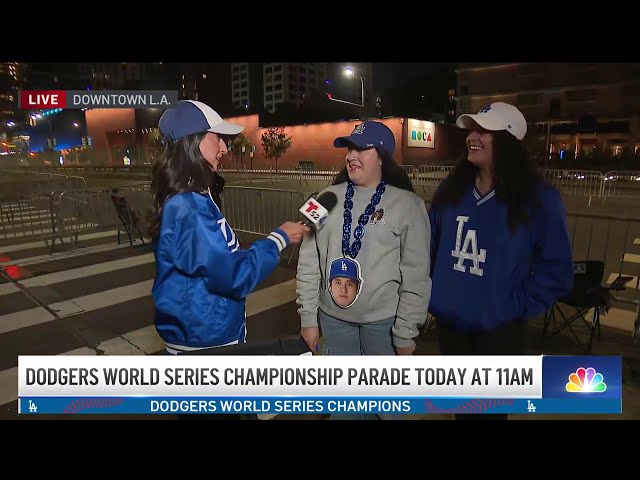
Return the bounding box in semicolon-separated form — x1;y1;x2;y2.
111;190;146;246
543;260;633;352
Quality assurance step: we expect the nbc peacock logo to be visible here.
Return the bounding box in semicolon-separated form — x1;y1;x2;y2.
565;367;607;393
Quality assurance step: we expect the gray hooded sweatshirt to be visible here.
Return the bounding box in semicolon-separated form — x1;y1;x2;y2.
296;182;432;349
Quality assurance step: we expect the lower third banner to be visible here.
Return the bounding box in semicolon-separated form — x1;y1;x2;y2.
19;396;621;415
18;354;622;415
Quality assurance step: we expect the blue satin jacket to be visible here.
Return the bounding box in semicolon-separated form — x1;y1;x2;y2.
152;190;289;354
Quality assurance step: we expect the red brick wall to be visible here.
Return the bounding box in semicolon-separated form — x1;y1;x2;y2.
223;115;465;170
88;110;466;168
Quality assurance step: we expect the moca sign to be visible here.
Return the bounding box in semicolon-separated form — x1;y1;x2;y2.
407;119;435;148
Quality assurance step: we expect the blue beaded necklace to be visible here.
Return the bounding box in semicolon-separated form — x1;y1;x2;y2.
342;180;386;259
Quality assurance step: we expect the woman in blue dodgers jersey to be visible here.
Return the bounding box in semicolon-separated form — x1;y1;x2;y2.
428;102;574;419
149;100;310;355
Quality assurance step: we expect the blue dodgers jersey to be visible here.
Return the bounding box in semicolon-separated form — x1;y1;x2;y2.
428;183;573;332
152;191;281;350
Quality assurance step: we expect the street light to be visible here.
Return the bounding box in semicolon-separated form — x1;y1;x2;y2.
327;66;364;108
343;67;364;108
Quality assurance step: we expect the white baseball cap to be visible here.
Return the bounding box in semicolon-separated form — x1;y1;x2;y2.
456;102;527;141
159;100;244;141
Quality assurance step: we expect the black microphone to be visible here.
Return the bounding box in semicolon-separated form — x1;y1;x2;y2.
299;191;338;230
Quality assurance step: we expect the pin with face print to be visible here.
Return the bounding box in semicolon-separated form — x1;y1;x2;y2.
328;257;363;309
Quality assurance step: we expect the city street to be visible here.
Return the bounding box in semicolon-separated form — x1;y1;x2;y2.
1;173;640;420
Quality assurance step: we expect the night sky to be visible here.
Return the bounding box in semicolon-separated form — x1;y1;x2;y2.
373;63;455;92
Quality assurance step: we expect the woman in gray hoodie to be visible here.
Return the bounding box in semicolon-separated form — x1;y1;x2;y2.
296;120;432;367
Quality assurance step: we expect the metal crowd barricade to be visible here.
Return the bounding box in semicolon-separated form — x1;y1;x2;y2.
299;167;337;186
415;165;454;186
221;167;337;188
543;169;604;205
221;186;308;263
399;165;417;181
412;165;453;195
0;192;57;242
601;171;640;203
49;185;152;250
0;182;152;253
35;189;111;252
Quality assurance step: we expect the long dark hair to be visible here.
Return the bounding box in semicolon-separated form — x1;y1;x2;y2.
431;130;543;232
148;132;213;239
332;147;415;192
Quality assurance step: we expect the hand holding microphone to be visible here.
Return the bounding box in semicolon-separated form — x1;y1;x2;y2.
278;221;311;245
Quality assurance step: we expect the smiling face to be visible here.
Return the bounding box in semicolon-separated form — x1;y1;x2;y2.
465;122;494;171
345;146;382;189
199;132;228;171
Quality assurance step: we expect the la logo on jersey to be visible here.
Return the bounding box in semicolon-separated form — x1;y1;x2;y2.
217;217;240;253
451;215;486;276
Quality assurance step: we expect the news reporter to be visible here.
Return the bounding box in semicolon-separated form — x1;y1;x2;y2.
149;100;310;355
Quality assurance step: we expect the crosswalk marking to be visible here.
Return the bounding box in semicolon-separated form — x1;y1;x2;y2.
96;335;154;355
0;275;297;335
0;240;135;268
9;253;155;291
246;279;297;316
119;326;165;355
1;280;298;407
0;230;119;254
0;283;19;296
48;280;154;319
600;307;638;331
0;307;56;335
623;253;640;264
0;281;154;334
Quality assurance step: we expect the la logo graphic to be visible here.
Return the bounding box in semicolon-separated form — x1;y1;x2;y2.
451;216;486;276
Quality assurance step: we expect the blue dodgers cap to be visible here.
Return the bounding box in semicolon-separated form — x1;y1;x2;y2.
333;120;396;156
159;100;244;141
329;257;361;282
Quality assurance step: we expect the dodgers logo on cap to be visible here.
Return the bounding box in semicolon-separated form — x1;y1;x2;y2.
333;120;396;157
351;123;366;135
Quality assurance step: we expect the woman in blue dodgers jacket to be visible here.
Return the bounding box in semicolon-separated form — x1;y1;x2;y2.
149;100;310;355
428;102;574;419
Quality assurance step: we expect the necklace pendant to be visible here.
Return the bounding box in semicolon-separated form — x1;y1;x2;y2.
341;180;386;260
